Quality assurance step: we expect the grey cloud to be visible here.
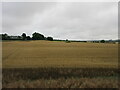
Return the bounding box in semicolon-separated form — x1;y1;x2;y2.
2;2;56;17
0;2;2;33
2;2;118;40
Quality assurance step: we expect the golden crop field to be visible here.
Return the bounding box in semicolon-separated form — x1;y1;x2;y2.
2;41;119;88
2;41;118;68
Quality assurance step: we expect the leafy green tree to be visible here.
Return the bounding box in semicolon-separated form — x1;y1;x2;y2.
26;36;31;40
100;40;105;43
2;33;9;40
22;33;26;40
47;37;53;41
32;32;45;40
66;39;70;43
18;36;22;40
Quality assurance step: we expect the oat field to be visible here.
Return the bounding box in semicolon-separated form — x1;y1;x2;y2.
2;41;119;88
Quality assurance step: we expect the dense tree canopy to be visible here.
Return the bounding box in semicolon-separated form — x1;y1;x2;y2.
1;32;54;41
47;37;53;41
22;33;27;40
100;40;105;43
26;36;31;40
32;32;45;40
1;33;10;40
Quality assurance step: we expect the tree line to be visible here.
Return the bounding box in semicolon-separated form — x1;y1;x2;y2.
1;32;117;44
1;32;53;41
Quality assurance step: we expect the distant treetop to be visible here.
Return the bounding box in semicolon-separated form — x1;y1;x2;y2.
1;32;53;41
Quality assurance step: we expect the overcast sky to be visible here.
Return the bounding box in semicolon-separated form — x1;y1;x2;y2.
2;2;118;40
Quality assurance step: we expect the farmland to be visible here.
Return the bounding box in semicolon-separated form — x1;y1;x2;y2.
2;41;119;88
2;41;118;68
